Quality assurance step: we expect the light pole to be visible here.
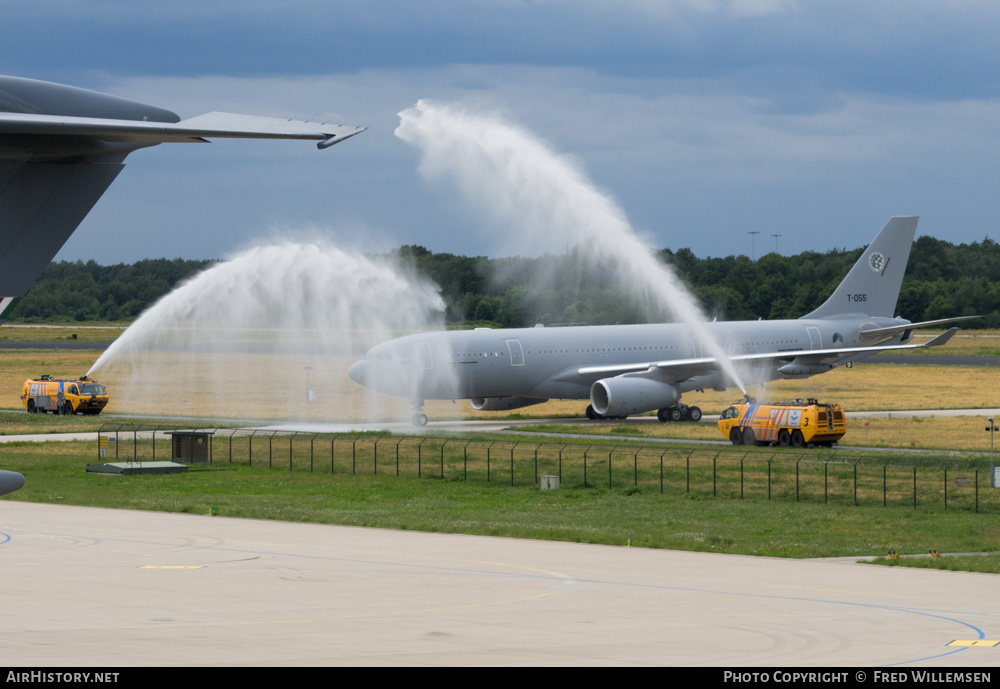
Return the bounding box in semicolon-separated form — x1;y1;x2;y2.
771;233;782;254
747;231;760;260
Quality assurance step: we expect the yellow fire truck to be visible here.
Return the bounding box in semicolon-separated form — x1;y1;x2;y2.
21;375;109;416
718;397;846;448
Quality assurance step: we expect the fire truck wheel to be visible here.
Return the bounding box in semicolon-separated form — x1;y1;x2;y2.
730;428;743;445
742;427;756;446
791;430;805;448
778;429;791;447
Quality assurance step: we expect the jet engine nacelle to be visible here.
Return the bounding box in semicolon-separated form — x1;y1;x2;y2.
777;359;836;377
469;396;548;412
591;377;678;417
0;470;25;496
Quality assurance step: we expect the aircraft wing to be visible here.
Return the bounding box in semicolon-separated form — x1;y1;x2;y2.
571;328;959;385
0;111;366;149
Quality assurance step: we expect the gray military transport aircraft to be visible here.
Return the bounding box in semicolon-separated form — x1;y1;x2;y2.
0;75;365;495
0;75;365;322
349;216;975;426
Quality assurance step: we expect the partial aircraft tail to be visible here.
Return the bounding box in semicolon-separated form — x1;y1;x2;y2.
802;216;917;320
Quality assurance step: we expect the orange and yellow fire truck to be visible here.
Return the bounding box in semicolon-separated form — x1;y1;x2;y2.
21;375;109;416
718;397;846;448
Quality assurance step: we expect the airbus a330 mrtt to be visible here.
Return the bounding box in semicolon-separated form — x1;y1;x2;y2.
349;217;974;426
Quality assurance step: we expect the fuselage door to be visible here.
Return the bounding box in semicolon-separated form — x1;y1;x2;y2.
416;342;433;370
506;339;525;366
806;327;821;350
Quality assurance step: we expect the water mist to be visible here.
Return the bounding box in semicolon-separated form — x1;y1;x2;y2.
89;241;447;421
395;100;747;394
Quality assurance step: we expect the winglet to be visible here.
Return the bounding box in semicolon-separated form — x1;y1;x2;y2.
318;126;367;150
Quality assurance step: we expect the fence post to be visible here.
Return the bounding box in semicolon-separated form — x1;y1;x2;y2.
796;458;801;502
463;440;472;480
152;430;156;462
396;438;404;477
944;462;949;509
440;439;447;479
768;458;771;500
976;466;980;513
713;453;717;497
883;461;888;508
330;435;336;474
535;445;540;486
487;441;496;482
634;450;639;487
824;460;828;504
660;451;666;494
289;434;293;471
511;442;517;487
854;460;858;506
913;463;917;509
584;446;592;488
353;436;359;475
608;446;615;489
686;451;692;493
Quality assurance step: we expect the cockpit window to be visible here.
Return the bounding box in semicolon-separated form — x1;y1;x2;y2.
721;407;738;420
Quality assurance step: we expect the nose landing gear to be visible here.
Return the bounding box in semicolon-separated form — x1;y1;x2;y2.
410;400;428;427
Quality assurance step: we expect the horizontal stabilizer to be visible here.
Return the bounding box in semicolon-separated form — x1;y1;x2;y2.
858;316;980;344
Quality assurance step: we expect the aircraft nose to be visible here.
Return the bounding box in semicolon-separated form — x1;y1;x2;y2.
347;359;366;386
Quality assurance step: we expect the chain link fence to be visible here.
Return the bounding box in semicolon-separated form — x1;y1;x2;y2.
94;423;999;513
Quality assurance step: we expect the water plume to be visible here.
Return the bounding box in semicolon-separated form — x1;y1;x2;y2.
89;240;447;421
395;100;746;394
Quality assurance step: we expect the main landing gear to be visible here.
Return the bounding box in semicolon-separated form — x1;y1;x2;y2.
656;404;702;423
584;403;703;422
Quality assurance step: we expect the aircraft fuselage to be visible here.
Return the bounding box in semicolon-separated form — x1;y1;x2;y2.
349;315;908;403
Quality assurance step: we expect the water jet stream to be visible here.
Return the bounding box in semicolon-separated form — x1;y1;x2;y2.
88;241;449;421
395;100;747;395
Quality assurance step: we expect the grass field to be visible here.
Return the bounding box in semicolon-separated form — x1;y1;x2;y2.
866;553;1000;573
4;440;1000;559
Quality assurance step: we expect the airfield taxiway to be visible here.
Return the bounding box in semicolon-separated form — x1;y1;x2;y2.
1;500;997;667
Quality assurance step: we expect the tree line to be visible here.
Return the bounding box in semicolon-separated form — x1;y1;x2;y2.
7;236;999;328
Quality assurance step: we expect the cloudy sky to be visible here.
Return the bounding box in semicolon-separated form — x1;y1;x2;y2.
7;1;1000;262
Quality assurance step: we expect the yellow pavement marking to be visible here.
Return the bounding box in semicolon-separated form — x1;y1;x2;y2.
948;639;1000;647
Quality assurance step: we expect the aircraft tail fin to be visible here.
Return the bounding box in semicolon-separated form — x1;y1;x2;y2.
0;160;123;318
802;216;917;320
